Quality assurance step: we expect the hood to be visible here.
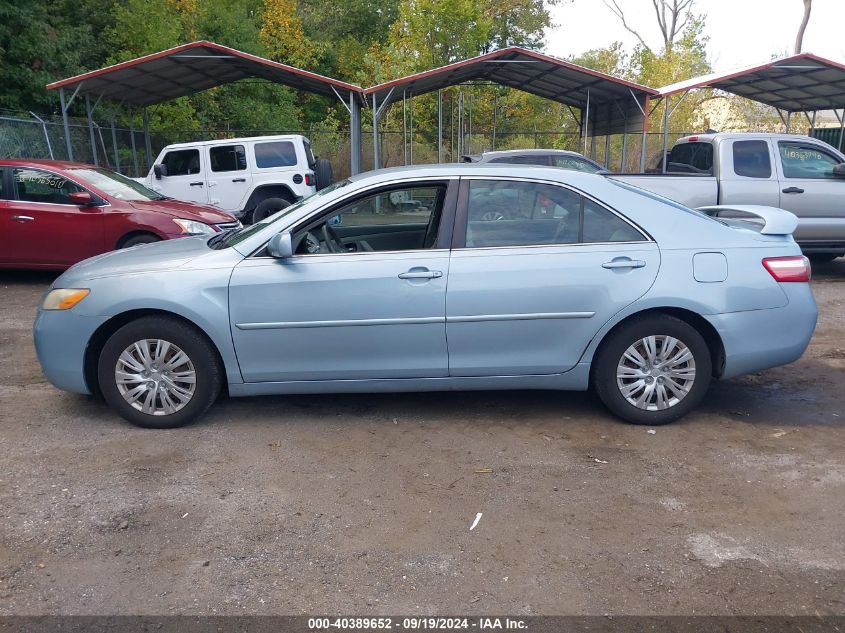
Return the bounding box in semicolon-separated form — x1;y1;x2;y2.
127;199;236;224
58;236;212;283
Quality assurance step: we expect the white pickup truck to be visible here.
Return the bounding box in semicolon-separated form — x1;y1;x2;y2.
137;134;333;223
612;133;845;261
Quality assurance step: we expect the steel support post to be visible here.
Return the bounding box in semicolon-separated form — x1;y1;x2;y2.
86;94;98;165
661;97;670;174
59;88;73;161
372;93;379;170
349;94;362;175
437;90;443;163
143;108;153;170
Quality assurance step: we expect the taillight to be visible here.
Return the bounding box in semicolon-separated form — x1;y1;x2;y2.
305;173;315;186
762;256;811;282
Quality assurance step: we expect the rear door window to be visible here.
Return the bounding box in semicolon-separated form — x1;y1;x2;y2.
162;149;201;176
462;179;644;248
667;142;713;174
209;145;247;172
778;142;840;179
732;140;772;178
254;141;298;168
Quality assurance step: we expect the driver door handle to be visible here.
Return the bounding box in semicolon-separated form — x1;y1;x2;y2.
11;215;34;222
398;269;443;280
189;181;204;187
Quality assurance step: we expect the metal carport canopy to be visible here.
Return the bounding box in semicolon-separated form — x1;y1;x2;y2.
46;40;363;105
45;40;366;173
656;53;845;112
365;47;657;137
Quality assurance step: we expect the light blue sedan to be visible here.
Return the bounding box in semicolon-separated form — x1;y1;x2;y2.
34;165;817;428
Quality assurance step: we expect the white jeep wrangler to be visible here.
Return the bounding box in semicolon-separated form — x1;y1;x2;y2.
139;134;333;223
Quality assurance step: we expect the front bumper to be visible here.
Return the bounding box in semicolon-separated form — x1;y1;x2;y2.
706;283;818;380
33;310;110;395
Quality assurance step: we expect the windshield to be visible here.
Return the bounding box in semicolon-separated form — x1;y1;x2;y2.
214;179;352;249
70;168;166;201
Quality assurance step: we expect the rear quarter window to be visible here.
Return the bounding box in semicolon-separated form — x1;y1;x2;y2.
254;141;298;168
732;140;772;178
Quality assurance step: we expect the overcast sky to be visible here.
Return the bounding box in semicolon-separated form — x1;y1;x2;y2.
546;0;845;75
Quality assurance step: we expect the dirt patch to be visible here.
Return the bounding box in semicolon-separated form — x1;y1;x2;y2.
1;264;843;615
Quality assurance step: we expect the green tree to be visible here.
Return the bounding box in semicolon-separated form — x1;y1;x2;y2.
0;0;115;113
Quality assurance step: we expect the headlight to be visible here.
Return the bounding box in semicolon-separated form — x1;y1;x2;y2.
172;219;215;235
42;288;90;311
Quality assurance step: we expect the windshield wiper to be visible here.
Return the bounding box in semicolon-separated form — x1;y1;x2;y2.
207;227;239;249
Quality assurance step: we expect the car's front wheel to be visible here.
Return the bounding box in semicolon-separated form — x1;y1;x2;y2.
97;316;222;429
593;314;712;425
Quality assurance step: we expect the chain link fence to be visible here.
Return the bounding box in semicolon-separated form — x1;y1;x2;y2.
1;109;692;178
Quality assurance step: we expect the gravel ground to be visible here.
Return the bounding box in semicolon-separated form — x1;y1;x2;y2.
0;263;843;616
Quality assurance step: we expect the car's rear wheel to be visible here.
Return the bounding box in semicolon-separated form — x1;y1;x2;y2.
251;197;292;224
97;316;222;429
593;315;711;425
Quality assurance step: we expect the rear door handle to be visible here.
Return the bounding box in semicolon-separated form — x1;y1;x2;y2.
398;269;443;280
232;178;246;183
782;187;804;194
189;181;204;187
602;259;646;269
11;215;34;222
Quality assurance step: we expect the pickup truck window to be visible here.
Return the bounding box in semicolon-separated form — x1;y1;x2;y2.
667;142;713;174
255;141;297;168
209;145;247;172
732;140;771;178
778;142;840;179
163;149;201;176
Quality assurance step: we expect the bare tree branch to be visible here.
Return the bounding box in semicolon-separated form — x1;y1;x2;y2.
602;0;652;51
794;0;812;53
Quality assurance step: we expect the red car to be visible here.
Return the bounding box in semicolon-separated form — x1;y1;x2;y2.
0;159;240;269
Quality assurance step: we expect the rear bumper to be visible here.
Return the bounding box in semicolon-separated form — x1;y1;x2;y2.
705;283;817;380
33;310;109;395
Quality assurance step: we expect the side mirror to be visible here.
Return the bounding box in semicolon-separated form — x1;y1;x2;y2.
833;163;845;179
153;164;167;179
68;191;94;206
267;232;294;258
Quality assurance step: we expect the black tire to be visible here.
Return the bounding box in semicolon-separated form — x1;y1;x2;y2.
97;316;222;429
252;197;292;223
120;234;160;248
808;253;841;264
314;158;333;190
592;314;712;426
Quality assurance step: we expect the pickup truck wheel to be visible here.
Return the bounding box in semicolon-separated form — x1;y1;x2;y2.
314;158;333;190
252;197;292;223
593;315;711;426
97;316;222;429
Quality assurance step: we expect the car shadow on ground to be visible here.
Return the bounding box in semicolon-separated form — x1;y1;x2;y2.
0;270;61;287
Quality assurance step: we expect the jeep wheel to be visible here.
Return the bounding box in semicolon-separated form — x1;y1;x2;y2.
252;197;292;223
